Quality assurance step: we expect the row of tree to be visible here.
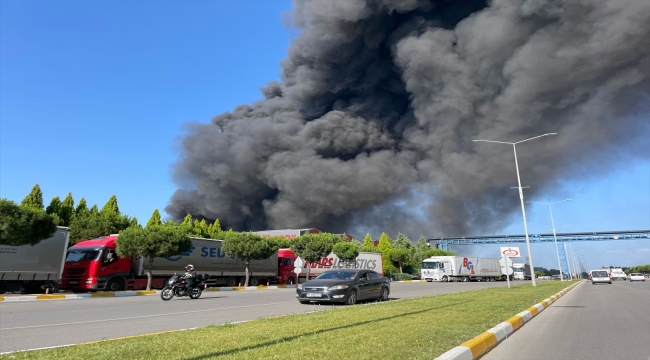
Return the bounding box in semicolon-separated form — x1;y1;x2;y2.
2;184;455;290
624;264;650;274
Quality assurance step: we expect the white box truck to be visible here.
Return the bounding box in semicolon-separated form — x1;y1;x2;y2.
420;256;502;282
0;227;70;293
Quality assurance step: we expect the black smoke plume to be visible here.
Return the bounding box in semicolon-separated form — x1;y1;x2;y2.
167;0;650;238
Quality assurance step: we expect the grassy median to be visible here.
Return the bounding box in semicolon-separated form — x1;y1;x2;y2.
2;280;577;360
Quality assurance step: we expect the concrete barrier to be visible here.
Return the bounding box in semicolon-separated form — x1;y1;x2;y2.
434;281;583;360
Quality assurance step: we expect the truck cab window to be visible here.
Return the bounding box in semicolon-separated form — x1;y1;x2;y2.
103;249;116;265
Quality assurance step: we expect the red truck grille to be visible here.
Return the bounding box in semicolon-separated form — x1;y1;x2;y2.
65;268;86;276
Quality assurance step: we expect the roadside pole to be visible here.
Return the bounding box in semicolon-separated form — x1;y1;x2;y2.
500;255;513;289
294;257;305;285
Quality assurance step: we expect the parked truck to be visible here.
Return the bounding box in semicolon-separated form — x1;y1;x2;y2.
420;256;502;282
281;249;384;284
609;267;627;281
0;227;70;294
59;234;383;291
512;263;533;280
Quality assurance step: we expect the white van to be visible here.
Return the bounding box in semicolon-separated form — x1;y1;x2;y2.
589;269;611;285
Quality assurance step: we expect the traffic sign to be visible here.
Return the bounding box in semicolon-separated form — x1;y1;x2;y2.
294;257;305;268
499;256;513;267
501;266;513;275
500;247;521;258
293;267;302;276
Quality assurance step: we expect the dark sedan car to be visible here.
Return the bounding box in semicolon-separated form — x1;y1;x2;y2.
296;269;390;305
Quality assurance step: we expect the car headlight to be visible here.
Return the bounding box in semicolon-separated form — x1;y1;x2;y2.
327;285;349;290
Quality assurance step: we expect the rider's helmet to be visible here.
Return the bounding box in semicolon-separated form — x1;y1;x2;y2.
185;264;194;272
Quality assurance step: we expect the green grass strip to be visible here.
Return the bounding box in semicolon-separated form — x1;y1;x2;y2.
3;281;577;360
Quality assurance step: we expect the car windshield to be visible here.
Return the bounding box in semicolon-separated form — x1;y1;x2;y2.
421;262;438;269
65;248;102;262
592;271;608;277
315;271;357;280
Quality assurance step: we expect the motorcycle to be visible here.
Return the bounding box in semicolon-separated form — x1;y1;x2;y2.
160;273;209;301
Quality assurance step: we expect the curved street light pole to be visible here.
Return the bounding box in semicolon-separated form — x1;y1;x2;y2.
473;133;557;287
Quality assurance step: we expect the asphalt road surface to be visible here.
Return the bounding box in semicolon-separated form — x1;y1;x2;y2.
0;280;521;353
483;279;650;360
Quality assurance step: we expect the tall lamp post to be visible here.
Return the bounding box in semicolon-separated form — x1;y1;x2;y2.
528;199;572;281
473;133;557;286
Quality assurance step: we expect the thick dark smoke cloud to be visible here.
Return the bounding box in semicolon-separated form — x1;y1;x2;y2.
167;0;650;238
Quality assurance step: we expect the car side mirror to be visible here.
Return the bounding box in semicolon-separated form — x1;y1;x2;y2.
107;253;114;259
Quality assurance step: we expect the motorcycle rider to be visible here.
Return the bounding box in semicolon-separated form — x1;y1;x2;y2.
181;264;195;293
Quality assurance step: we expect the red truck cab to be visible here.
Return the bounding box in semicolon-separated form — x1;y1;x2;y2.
277;249;299;284
59;235;132;292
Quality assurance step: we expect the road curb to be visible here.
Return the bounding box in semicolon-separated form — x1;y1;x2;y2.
434;280;584;360
0;286;302;302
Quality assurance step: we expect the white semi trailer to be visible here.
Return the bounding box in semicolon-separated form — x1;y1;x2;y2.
0;227;70;293
420;256;502;282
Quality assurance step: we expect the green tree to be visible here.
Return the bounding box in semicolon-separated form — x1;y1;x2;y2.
360;233;378;252
333;242;359;262
69;196;136;244
207;219;222;237
388;248;411;273
45;196;63;225
222;232;283;286
21;184;44;210
116;223;191;291
362;234;374;247
290;233;341;280
146;209;163;227
393;233;413;249
75;198;89;217
59;193;75;226
377;232;395;275
421;249;455;258
265;236;290;250
534;271;544;277
100;195;120;215
0;199;58;246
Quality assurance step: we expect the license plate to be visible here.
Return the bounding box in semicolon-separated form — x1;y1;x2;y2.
306;293;322;298
69;281;78;284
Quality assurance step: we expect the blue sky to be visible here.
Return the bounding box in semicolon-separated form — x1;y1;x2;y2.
1;0;648;271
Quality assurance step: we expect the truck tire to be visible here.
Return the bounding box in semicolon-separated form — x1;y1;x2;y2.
442;276;449;282
106;278;124;292
226;277;237;287
249;277;260;286
287;277;295;285
462;277;469;282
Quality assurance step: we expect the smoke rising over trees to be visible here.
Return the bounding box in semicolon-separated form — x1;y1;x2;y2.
167;0;650;238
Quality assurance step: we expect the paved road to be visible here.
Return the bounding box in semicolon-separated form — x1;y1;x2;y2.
0;280;520;353
484;280;650;360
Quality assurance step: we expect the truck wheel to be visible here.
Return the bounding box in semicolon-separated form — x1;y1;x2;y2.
442;276;448;282
287;277;295;285
462;277;469;282
249;277;260;286
226;277;237;287
106;278;124;292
